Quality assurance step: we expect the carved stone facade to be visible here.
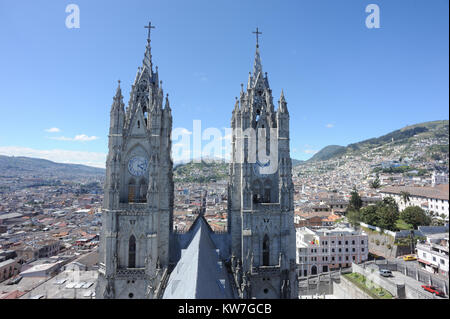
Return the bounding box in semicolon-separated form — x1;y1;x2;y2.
228;43;298;299
97;26;298;299
95;29;173;299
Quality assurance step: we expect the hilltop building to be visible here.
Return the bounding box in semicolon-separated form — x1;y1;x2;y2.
380;184;449;219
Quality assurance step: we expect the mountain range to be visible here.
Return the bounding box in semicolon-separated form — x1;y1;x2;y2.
0;155;105;179
306;120;449;163
0;120;447;179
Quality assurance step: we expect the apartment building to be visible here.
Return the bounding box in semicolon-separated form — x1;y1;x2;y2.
416;232;449;276
296;226;369;277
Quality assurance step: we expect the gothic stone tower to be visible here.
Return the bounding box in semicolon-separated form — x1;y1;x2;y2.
96;23;173;299
228;31;298;299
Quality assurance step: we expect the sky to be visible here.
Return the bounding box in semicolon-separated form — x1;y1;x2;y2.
0;0;448;168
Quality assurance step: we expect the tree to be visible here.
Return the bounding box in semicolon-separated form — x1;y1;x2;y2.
381;196;399;212
347;210;361;227
400;191;411;206
348;187;363;211
360;205;379;226
400;206;431;228
376;197;399;230
370;175;381;189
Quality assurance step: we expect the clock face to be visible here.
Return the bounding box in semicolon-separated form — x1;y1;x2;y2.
128;156;149;176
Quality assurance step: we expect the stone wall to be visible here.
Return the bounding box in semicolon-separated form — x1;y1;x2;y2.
366;231;413;258
332;276;373;299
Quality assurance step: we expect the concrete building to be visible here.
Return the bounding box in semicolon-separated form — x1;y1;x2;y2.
0;259;20;283
14;240;61;262
416;232;449;276
296;226;369;277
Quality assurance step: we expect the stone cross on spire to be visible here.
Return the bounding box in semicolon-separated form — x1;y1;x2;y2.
252;27;262;48
143;22;155;71
145;21;156;43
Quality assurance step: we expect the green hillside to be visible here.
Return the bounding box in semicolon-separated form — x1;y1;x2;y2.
308;120;449;163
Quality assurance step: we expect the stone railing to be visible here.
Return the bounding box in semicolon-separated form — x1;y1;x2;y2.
251;265;281;276
116;268;146;278
118;203;149;211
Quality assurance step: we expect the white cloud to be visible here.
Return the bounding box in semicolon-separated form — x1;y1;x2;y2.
304;149;318;154
0;146;106;168
326;123;334;128
49;134;99;142
45;127;61;133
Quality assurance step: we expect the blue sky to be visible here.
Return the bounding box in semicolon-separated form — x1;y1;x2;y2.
0;0;448;167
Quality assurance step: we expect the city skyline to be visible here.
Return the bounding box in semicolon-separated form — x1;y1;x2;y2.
0;0;448;168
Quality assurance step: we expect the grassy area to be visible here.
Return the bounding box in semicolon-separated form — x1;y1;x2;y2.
360;226;395;239
395;219;413;230
343;273;393;299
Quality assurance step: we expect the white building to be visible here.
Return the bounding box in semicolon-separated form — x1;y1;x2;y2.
416;233;449;276
380;184;449;219
295;226;369;277
432;171;449;187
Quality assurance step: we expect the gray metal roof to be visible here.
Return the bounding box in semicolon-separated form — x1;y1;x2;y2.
163;216;233;299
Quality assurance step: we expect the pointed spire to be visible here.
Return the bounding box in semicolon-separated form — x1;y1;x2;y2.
143;42;152;71
251;27;263;81
278;89;288;113
110;80;125;133
143;22;156;72
252;46;263;79
234;97;240;113
112;80;123;110
115;80;122;98
164;93;171;112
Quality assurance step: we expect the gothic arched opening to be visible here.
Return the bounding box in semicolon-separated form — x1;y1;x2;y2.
263;179;271;203
128;235;136;268
139;178;147;203
311;265;317;275
262;234;270;266
128;179;136;203
252;180;262;203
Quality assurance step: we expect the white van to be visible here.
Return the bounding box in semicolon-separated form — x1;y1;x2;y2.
379;269;392;277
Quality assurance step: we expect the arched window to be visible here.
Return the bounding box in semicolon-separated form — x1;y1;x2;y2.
253;180;262;203
128;179;136;203
128;235;136;268
262;234;270;266
139;179;147;203
264;179;271;203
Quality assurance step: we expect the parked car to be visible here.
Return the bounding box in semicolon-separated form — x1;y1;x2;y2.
379;269;393;277
421;285;446;297
403;255;417;261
